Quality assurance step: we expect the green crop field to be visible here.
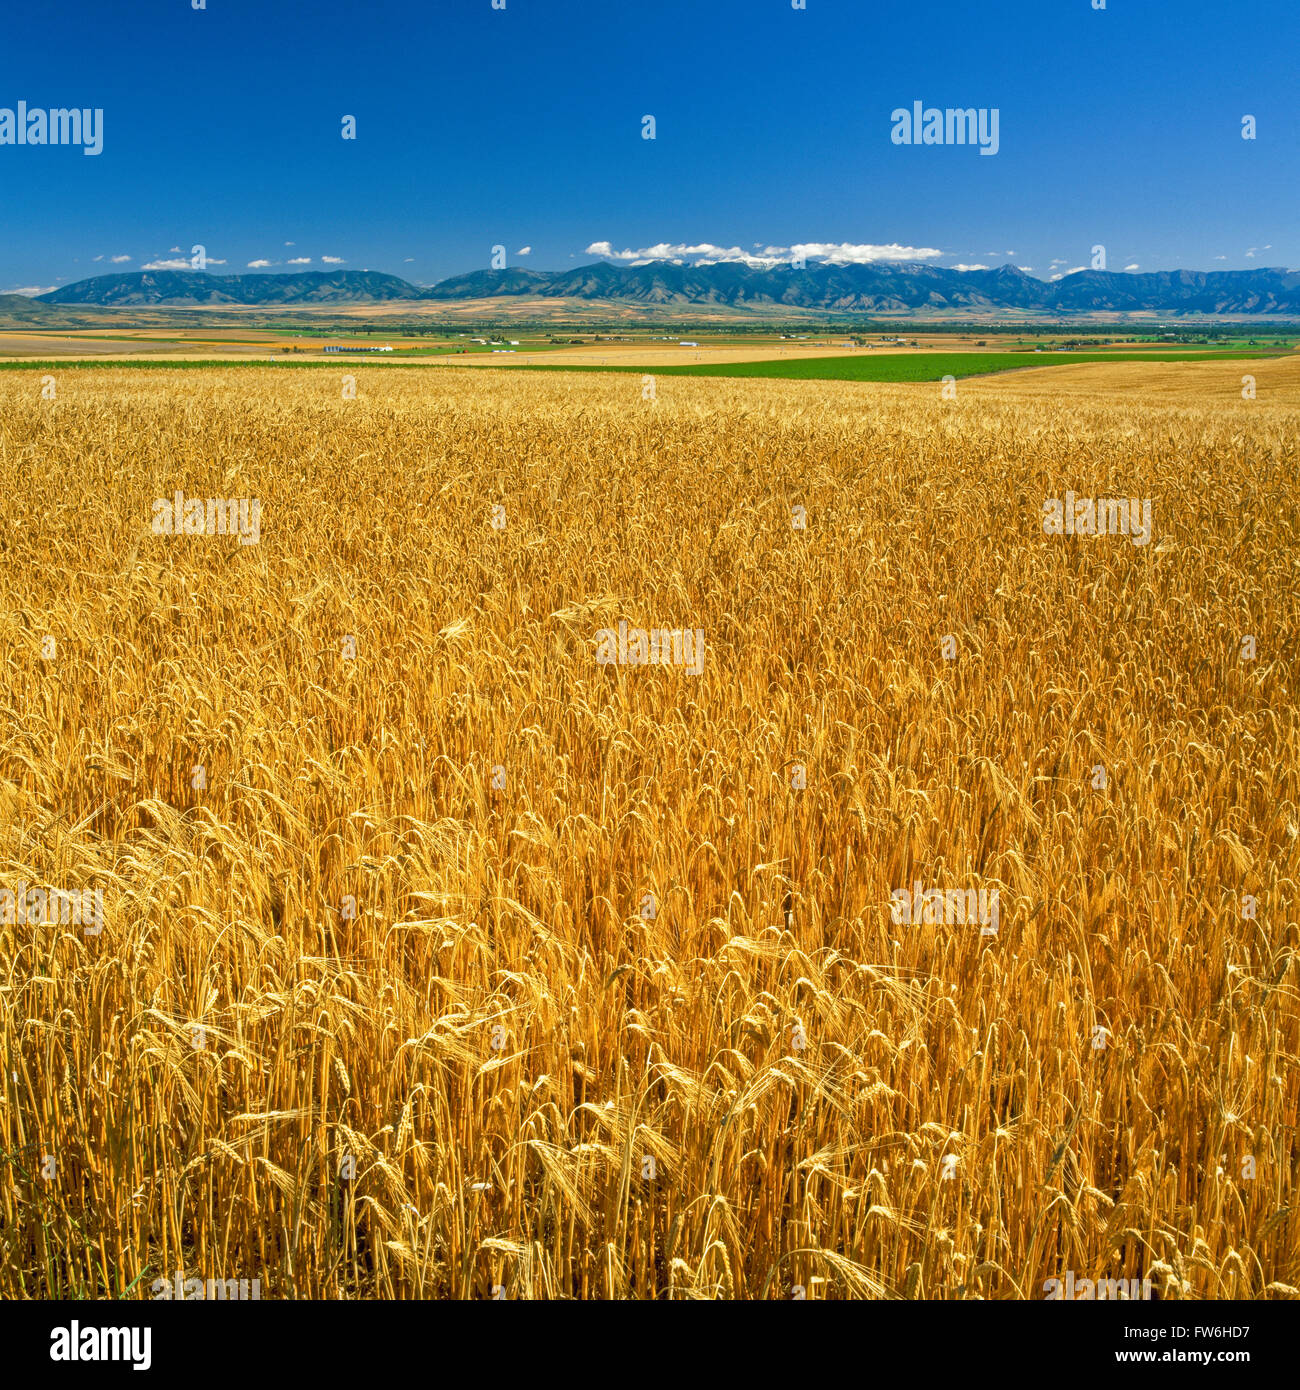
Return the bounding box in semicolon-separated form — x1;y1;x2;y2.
493;348;1293;383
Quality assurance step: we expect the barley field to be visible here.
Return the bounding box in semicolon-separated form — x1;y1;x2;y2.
0;363;1296;1300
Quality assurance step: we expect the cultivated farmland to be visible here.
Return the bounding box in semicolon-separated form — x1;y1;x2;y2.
0;364;1296;1299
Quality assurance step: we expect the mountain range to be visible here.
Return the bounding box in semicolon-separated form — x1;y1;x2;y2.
34;263;1300;316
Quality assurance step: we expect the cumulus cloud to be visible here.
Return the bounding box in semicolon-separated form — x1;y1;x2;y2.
585;239;943;268
321;255;346;264
1017;265;1034;272
793;242;945;264
1124;263;1140;271
950;263;989;272
516;246;532;255
109;254;132;263
169;246;182;254
247;259;276;269
286;257;311;265
141;258;191;270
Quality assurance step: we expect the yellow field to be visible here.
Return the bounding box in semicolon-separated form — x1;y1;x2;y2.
0;365;1296;1300
974;354;1300;402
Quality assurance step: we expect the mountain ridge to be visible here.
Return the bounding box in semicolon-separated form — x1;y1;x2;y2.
35;263;1300;316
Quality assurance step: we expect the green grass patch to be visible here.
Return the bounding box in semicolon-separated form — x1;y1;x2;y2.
488;348;1292;382
0;347;1289;379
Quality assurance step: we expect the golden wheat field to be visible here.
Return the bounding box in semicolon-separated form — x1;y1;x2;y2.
0;364;1296;1300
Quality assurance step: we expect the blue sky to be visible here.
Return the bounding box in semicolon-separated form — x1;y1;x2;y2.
0;0;1295;294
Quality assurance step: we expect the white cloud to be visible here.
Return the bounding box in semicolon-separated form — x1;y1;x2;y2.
169;246;181;254
92;254;102;261
141;258;191;270
1213;255;1227;260
1124;263;1140;271
1049;266;1087;280
5;285;56;296
1017;265;1034;272
285;241;295;247
793;241;943;265
516;246;532;255
321;255;346;264
109;254;132;263
207;259;227;265
950;263;989;272
247;259;277;269
585;239;943;268
286;257;311;265
404;257;414;262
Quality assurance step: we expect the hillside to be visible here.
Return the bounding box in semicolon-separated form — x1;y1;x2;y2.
41;269;420;306
32;263;1300;317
